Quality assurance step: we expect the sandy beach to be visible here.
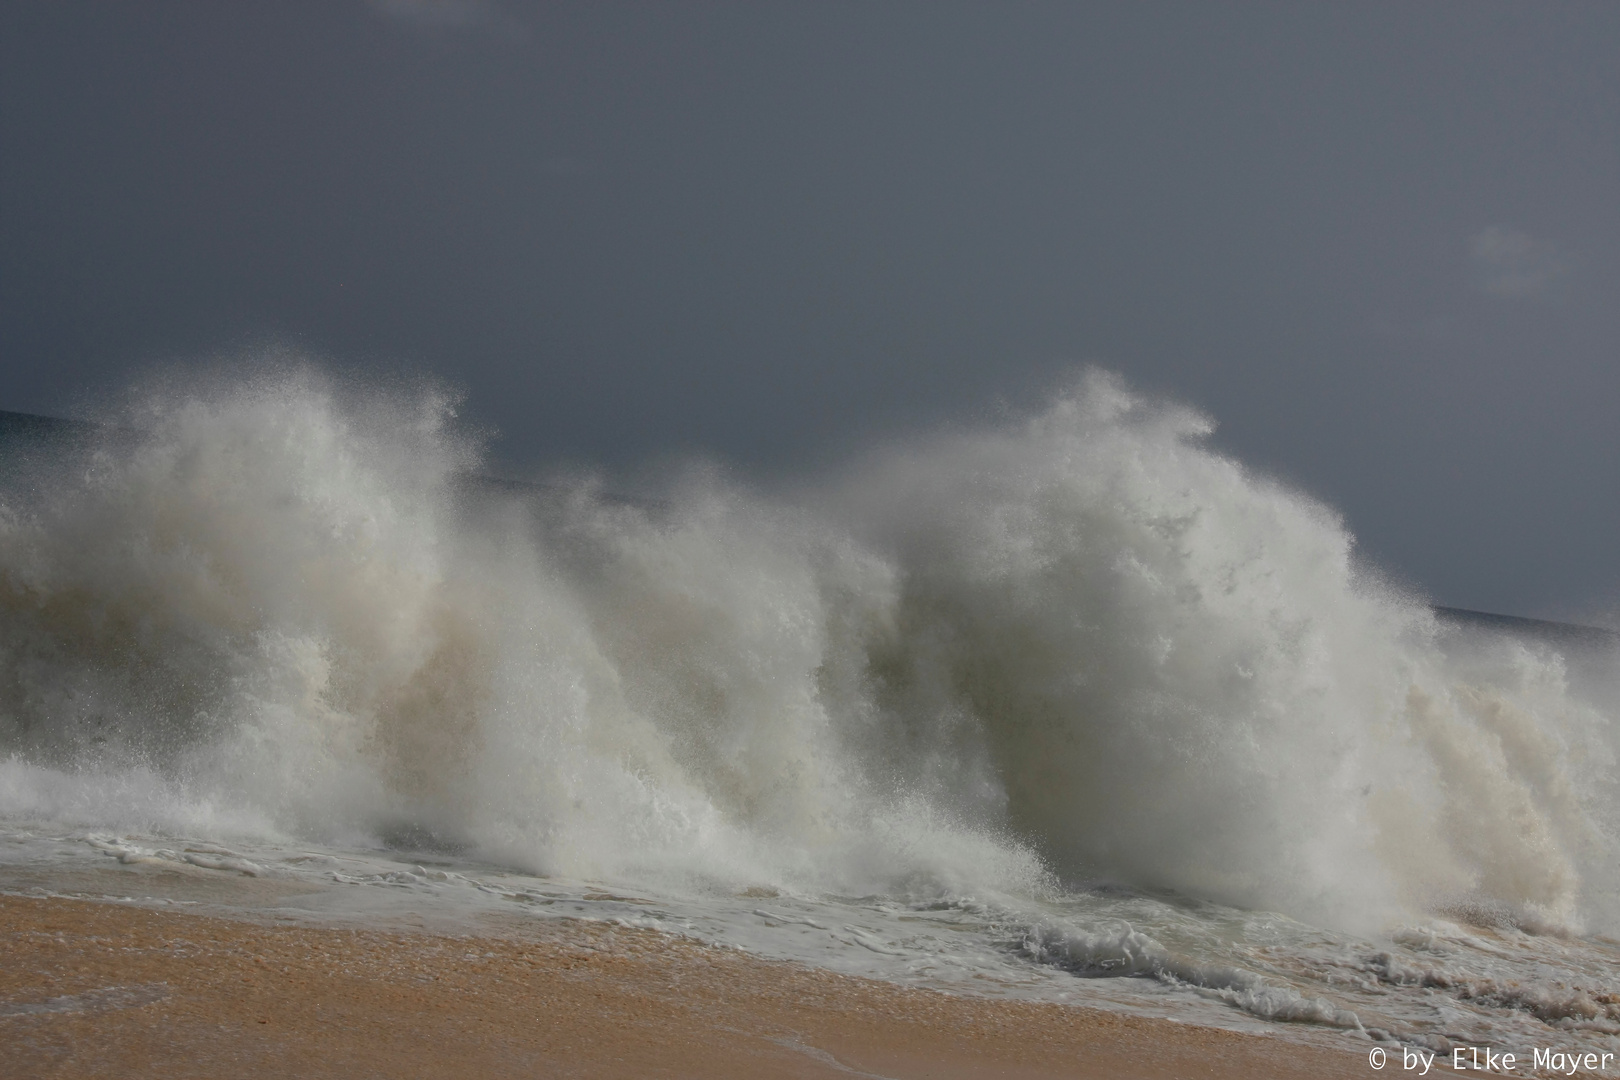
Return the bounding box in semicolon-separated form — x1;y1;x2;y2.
0;893;1381;1080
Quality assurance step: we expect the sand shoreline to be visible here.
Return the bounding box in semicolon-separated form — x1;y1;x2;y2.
0;892;1381;1080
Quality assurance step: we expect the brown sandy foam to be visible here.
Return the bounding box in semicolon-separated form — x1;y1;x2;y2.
0;894;1374;1079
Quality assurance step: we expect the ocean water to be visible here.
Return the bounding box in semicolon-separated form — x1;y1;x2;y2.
2;366;1617;1062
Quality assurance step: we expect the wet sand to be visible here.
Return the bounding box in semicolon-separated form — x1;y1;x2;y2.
0;893;1384;1080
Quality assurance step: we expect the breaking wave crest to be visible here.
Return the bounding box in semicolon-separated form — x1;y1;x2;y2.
1;364;1616;936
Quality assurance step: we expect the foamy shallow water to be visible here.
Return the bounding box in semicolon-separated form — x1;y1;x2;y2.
4;818;1618;1064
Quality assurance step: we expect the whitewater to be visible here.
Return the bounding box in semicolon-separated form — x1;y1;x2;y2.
2;365;1617;1060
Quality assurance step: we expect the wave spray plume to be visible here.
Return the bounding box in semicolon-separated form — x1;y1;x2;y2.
1;365;1615;941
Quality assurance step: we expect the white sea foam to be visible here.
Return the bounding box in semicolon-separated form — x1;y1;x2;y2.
2;361;1618;1047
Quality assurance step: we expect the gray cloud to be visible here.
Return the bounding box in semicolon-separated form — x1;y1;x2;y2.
539;155;596;178
4;3;1620;620
365;0;496;29
1470;225;1569;299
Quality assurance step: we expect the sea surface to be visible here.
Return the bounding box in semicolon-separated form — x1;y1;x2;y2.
2;367;1618;1064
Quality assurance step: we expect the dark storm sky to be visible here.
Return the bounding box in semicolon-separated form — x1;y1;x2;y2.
2;1;1617;619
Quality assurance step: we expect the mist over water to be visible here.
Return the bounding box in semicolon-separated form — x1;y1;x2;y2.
2;365;1617;956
